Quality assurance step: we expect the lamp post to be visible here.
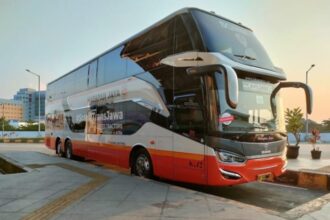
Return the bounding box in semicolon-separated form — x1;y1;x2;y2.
305;64;315;136
25;69;41;136
1;104;4;139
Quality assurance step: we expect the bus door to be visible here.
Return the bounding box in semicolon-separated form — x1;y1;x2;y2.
171;93;207;184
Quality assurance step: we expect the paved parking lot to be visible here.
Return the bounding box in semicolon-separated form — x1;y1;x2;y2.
0;144;329;219
0;149;284;220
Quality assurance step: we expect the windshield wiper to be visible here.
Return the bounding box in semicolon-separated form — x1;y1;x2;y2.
236;124;268;139
234;54;256;60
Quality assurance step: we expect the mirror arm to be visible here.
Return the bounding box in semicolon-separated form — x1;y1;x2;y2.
219;65;238;109
187;65;238;109
271;82;313;117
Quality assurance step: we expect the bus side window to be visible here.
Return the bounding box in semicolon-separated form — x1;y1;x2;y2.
88;60;97;88
97;46;127;87
174;16;194;53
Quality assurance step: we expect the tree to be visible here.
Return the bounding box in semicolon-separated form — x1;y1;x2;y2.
322;119;330;132
19;123;45;131
0;117;16;131
285;107;304;146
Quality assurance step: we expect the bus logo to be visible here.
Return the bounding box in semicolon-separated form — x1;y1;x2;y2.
261;144;271;154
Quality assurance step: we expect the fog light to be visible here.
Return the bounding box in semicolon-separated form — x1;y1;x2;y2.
220;168;241;179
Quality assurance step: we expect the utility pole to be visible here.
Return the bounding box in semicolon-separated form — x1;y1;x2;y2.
2;104;4;139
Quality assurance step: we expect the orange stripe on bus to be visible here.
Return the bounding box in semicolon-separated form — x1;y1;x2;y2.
47;138;205;161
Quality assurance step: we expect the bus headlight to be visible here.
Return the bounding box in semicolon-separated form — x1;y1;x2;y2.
217;150;246;164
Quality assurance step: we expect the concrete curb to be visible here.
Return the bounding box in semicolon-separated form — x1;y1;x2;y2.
0;138;44;143
275;169;330;191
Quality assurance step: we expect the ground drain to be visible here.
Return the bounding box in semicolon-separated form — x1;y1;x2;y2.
0;156;26;174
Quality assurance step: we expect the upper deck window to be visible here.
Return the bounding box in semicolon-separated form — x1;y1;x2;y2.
192;10;275;71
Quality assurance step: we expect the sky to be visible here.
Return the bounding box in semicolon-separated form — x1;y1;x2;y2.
0;0;329;123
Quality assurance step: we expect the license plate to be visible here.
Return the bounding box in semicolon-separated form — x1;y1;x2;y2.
257;173;273;182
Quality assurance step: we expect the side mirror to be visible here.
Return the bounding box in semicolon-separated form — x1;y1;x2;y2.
270;82;313;117
186;64;238;109
160;52;238;109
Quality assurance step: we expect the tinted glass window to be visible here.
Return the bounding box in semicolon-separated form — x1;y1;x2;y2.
171;67;204;141
172;94;204;139
123;102;151;135
136;71;161;89
146;66;174;105
58;65;88;97
180;13;205;52
66;108;87;133
192;10;275;71
174;16;194;53
86;101;151;135
88;60;98;88
48;64;89;100
123;18;175;73
74;65;89;93
127;58;144;75
98;46;126;86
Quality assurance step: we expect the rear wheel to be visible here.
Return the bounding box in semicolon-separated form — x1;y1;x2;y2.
133;149;153;178
65;140;73;160
56;140;63;157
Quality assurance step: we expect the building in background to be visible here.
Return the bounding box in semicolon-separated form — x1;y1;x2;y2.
13;88;35;121
0;99;23;121
33;91;46;122
13;88;45;122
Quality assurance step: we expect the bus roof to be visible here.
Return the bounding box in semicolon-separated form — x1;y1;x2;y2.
48;7;251;86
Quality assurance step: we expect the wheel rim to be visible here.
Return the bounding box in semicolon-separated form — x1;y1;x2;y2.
135;154;150;177
56;142;61;155
66;146;71;159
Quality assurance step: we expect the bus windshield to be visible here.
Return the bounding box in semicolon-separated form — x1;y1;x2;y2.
192;10;275;71
211;73;285;133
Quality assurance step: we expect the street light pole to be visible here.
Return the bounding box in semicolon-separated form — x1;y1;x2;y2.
25;69;41;136
305;64;315;137
1;104;4;139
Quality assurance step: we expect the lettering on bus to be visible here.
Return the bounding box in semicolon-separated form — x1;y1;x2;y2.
97;111;124;121
46;113;64;130
96;110;124;135
73;111;126;123
88;89;122;106
189;160;203;169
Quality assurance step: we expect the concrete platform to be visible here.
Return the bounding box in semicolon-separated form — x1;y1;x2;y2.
0;151;283;220
0;144;329;219
287;143;330;172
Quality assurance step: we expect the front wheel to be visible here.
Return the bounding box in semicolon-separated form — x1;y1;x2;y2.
133;149;153;178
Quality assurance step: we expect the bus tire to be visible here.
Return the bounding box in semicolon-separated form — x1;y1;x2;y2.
56;139;64;157
65;140;73;160
132;149;153;178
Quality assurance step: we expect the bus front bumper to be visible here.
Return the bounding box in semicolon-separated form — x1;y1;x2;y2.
207;155;287;186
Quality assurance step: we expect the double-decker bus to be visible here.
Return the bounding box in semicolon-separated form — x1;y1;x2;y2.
45;8;312;186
